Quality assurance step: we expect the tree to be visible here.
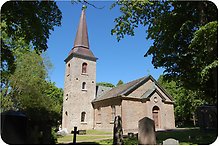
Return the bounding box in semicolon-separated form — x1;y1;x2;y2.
97;82;115;88
111;1;217;103
1;1;62;77
158;75;206;127
44;81;63;125
0;29;63;143
116;80;124;86
1;49;63;144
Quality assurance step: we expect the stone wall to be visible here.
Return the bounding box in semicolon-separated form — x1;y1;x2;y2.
92;91;175;133
93;98;122;131
122;99;146;134
62;57;96;132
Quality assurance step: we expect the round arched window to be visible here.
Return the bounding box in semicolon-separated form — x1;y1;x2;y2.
82;82;86;90
81;112;86;122
82;63;87;73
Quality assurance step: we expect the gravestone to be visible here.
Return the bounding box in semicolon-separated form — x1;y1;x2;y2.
138;117;156;145
163;138;179;145
1;110;27;144
197;105;218;130
128;132;134;138
113;116;124;145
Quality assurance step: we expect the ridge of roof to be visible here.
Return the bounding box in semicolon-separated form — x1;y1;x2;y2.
92;75;174;103
92;76;148;102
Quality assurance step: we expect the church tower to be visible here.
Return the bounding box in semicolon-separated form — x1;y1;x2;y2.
62;8;97;132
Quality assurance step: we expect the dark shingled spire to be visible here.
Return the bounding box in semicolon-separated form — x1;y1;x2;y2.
66;8;97;62
73;8;89;49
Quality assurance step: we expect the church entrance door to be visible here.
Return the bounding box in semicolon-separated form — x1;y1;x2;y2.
152;106;160;129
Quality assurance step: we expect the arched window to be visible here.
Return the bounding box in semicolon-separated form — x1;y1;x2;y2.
82;62;87;73
82;82;86;90
81;112;86;122
97;107;101;122
152;106;160;128
111;105;116;121
67;63;70;76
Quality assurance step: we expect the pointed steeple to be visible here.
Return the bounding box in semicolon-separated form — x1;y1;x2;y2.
73;8;89;49
66;8;97;62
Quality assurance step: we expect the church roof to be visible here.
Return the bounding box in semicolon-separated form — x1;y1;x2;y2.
65;9;97;62
92;75;173;103
93;76;147;102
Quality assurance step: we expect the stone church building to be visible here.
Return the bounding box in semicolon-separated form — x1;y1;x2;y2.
61;9;175;134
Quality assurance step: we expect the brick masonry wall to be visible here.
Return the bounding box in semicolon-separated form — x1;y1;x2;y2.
92;80;175;134
62;57;96;132
93;98;122;131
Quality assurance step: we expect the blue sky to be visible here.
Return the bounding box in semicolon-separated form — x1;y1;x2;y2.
46;1;165;89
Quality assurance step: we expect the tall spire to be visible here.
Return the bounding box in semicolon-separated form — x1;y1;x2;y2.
73;8;89;49
65;8;97;62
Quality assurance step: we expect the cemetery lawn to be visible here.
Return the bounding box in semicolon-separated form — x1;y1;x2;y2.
57;128;217;145
98;128;217;145
156;128;217;145
57;130;112;144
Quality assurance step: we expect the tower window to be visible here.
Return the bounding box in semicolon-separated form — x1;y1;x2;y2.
82;82;86;90
82;62;87;74
81;112;86;122
67;63;70;76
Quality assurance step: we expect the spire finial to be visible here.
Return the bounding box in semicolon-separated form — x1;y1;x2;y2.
82;5;87;10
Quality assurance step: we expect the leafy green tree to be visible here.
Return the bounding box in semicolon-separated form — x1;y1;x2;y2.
116;80;124;86
0;28;63;143
1;1;62;78
1;1;63;143
111;1;217;103
97;82;115;88
44;81;63;125
158;75;206;127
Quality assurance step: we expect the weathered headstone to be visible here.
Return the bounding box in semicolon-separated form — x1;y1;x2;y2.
57;128;68;136
128;132;134;138
197;105;218;130
113;116;124;145
163;138;179;145
138;117;156;145
1;110;27;144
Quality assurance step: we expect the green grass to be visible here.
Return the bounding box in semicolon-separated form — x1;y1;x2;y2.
156;128;217;145
58;135;111;143
57;130;112;144
57;128;217;145
97;128;217;145
86;129;112;135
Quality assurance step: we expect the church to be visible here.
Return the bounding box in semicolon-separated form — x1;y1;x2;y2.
61;9;175;134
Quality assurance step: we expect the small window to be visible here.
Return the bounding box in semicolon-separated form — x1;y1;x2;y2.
67;63;70;76
82;63;87;74
81;112;86;122
111;105;116;121
96;107;101;124
82;82;86;90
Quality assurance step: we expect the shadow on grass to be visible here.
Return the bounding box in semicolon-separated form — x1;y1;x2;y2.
57;142;100;145
156;128;218;145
